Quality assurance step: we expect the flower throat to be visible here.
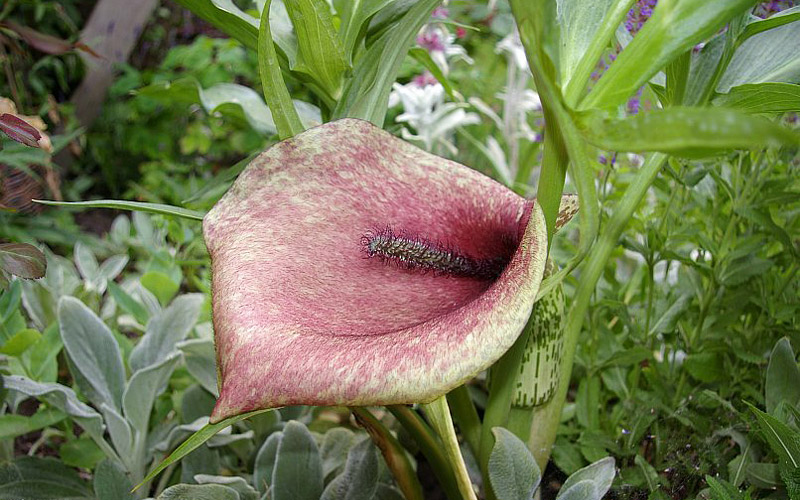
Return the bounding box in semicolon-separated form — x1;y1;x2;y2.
361;226;509;280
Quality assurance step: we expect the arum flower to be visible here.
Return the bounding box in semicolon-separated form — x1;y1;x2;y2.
203;119;576;422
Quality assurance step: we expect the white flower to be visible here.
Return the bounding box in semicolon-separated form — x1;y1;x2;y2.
389;81;480;154
496;30;530;73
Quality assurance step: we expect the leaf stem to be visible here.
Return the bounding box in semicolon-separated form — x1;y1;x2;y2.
420;397;478;500
446;385;481;456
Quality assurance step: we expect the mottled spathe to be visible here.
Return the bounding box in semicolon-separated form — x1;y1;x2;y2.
204;118;571;423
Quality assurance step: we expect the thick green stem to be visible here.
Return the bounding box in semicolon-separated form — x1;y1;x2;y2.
447;385;481;457
530;153;668;467
351;407;424;500
479;321;531;500
421;397;478;500
387;405;461;500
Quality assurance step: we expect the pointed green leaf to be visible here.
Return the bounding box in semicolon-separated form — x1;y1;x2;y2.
0;407;66;440
129;294;204;372
133;409;270;492
158;483;240;500
766;337;800;415
739;6;800;41
321;438;379;500
582;0;759;110
746;402;800;469
714;83;800;114
94;459;135;500
123;352;182;434
577;107;800;158
58;297;126;412
272;421;324;500
34;199;205;220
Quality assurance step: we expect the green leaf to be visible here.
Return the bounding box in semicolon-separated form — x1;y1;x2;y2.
705;475;743;500
334;0;395;63
556;457;615;500
0;456;93;496
685;352;725;383
108;281;150;326
259;0;305;139
24;323;62;383
0;328;41;356
158;483;240;500
577;107;800;158
172;0;258;48
34;199;205;221
333;0;441;125
272;420;324;500
719;17;800;92
0;407;66;440
319;428;355;481
136;78;321;135
581;0;758;110
746;462;782;488
60;436;105;469
321;438;379;500
285;0;348;100
713;83;800;114
140;271;180;307
766;338;800;415
94;459;135;500
123;352;182;434
58;297;126;412
129;294;204;372
178;339;219;396
558;0;635;103
0;243;46;279
195;475;259;500
746;402;800;469
254;432;283;493
488;427;541;500
0;375;106;440
133;409;270;492
738;6;800;42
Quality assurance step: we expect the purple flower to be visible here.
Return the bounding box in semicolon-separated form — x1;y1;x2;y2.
417;31;446;53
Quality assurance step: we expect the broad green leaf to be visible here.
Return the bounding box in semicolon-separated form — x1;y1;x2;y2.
0;375;105;439
0;328;41;356
766;337;800;415
129;294;204;372
556;457;615;500
285;0;348;100
558;0;634;102
94;459;134;500
488;427;541;500
685;352;725;383
23;322;62;383
58;297;125;411
0;280;22;324
0;407;66;440
0;243;46;279
60;436;105;469
319;427;356;480
140;271;180;307
0;456;93;496
746;402;800;469
272;421;324;500
123;352;182;434
259;0;305;139
133;409;270;492
34;199;205;221
713;83;800;114
577;107;800;158
195;475;258;500
137;78;321;135
737;6;800;46
746;462;782;488
108;281;150;326
333;0;441;125
582;0;758;110
178;339;218;396
334;0;396;62
321;438;379;500
719;18;800;92
705;476;743;500
254;432;283;493
158;483;240;500
172;0;297;63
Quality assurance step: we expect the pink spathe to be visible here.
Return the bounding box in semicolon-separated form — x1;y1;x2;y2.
203;118;554;422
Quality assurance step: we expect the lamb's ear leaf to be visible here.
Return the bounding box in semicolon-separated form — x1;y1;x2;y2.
132;409;271;492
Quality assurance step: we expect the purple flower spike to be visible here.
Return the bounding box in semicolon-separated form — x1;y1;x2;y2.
203;119;577;422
